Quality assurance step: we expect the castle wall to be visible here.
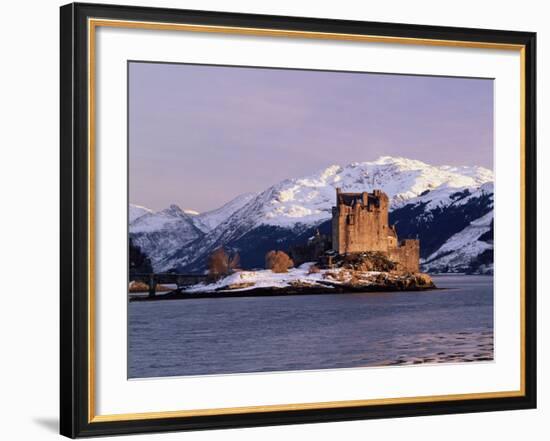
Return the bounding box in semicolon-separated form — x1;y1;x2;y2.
331;189;421;273
388;239;420;273
331;206;340;254
332;190;391;254
333;204;391;254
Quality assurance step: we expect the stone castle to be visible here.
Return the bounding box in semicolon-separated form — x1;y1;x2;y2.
331;188;420;272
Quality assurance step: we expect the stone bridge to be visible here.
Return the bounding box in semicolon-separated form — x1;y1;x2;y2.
131;273;210;297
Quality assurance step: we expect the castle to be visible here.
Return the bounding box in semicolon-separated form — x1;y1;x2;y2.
332;188;420;272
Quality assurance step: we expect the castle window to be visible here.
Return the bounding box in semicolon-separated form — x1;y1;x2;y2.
347;214;355;225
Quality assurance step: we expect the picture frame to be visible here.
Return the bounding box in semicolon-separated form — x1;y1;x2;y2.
60;2;537;438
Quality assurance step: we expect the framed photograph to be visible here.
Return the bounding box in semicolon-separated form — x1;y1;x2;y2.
60;2;536;438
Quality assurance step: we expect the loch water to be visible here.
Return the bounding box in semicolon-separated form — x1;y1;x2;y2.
128;275;493;378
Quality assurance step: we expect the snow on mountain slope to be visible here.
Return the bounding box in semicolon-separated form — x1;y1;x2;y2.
129;204;152;223
388;181;494;269
407;181;494;213
217;156;493;230
438;164;493;182
130;204;204;270
390;181;494;233
129;194;256;269
130;204;196;233
183;209;200;216
193;192;257;232
421;211;493;273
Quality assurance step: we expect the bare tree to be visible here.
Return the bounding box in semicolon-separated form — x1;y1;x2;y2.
208;248;240;277
265;250;294;273
229;252;240;272
208;248;229;276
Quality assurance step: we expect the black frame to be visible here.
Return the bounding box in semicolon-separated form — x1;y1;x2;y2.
60;2;537;438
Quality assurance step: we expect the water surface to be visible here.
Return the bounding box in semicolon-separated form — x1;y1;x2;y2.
128;275;493;378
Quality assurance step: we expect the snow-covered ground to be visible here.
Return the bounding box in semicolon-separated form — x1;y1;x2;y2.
184;263;327;293
181;263;410;294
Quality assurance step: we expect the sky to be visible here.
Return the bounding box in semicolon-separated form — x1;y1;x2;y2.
129;62;493;212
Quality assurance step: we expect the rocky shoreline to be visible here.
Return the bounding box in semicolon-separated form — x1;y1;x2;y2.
130;270;437;302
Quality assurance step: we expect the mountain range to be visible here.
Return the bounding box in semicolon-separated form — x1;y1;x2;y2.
129;156;494;274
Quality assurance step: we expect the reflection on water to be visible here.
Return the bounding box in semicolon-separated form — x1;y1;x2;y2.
128;275;493;378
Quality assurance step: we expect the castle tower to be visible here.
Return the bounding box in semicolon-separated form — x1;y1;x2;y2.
331;188;420;272
332;188;391;254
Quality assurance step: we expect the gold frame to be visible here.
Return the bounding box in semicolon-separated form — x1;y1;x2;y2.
87;18;527;423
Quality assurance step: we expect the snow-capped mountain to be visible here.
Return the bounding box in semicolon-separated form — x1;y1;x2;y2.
389;182;494;273
130;156;494;274
192;192;257;232
421;211;493;274
129;193;258;270
129;204;153;223
129;204;204;267
227;156;493;229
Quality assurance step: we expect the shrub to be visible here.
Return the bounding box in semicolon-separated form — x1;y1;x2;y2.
265;250;294;273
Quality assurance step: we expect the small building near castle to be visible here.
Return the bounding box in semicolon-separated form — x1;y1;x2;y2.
332;188;420;272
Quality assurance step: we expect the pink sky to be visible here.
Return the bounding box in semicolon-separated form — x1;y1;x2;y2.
129;62;493;212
